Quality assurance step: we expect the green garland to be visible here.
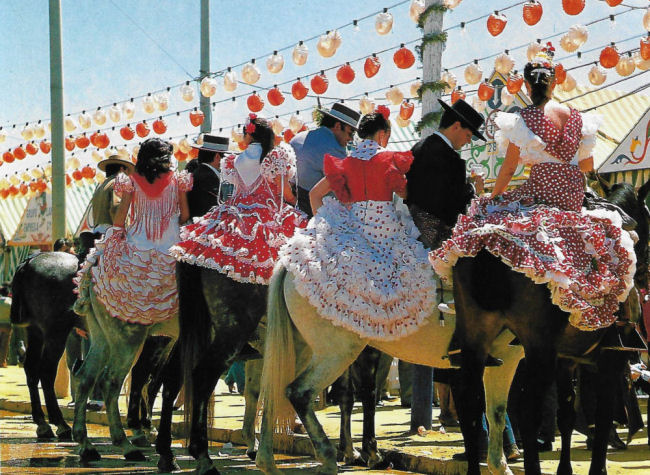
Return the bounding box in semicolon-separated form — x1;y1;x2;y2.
417;3;449;30
415;32;448;62
416;110;444;133
417;80;448;101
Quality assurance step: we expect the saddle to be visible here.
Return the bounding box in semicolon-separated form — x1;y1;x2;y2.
583;189;637;232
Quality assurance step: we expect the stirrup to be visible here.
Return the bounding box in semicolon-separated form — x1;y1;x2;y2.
438;302;456;315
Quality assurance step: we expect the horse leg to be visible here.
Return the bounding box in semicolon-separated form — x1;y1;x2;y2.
126;337;154;447
556;359;577;475
23;327;55;439
335;368;358;464
243;358;263;460
155;345;182;473
39;333;73;440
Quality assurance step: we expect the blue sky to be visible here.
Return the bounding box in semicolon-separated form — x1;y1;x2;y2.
1;0;649;178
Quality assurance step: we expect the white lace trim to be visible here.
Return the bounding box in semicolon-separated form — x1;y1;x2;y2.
577;112;603;160
494;112;547;165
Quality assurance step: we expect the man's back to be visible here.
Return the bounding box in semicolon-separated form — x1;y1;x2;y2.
291;126;346;192
188;162;221;218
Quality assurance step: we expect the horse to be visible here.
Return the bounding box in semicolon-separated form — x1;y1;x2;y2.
254;264;524;475
451;181;650;475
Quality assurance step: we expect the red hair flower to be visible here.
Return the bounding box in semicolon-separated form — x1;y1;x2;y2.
248;113;257;121
245;122;256;134
376;105;390;120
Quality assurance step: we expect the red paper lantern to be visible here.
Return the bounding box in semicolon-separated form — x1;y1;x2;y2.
29;181;38;192
65;174;71;186
81;165;96;179
8;185;18;196
65;137;75;151
562;0;585;16
75;134;90;149
90;132;99;147
311;73;329;95
399;100;415;120
605;0;623;6
188;147;199;159
153;118;167;134
25;143;38;155
36;179;47;192
640;36;650;61
393;46;416;69
336;63;355;84
267;86;285;106
2;151;14;163
96;133;110;149
72;169;83;181
247;93;265;112
13;146;26;160
189;109;205;127
283;129;295;143
478;80;495;101
0;189;9;199
19;183;28;195
120;126;135;140
554;64;567;84
364;55;381;78
274;135;282;146
39;141;51;154
599;44;619;69
451;88;466;104
522;1;543;26
291;80;309;100
487;12;507;37
174;149;188;162
136;121;150;138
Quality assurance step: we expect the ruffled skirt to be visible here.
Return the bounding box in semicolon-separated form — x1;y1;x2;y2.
279;198;436;340
74;227;178;325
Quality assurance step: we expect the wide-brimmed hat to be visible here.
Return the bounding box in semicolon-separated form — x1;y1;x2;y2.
438;98;487;141
191;134;230;152
319;102;361;129
97;155;135;173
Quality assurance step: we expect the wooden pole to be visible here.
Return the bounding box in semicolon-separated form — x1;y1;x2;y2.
200;0;212;134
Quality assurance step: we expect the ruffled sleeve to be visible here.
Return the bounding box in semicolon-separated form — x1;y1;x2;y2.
114;172;134;196
385;151;414;195
577;111;603;161
324;154;351;202
494;112;547;165
220;154;238;184
175;170;193;192
261;142;297;180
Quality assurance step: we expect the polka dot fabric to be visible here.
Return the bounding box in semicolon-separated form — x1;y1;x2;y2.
522;107;582;164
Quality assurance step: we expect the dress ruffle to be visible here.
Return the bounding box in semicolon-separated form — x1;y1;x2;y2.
279;198;436;341
577;112;604;160
494;112;547;164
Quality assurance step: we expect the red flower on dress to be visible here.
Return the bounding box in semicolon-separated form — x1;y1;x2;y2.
376;105;390;120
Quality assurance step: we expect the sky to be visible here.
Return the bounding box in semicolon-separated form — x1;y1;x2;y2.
1;0;649;181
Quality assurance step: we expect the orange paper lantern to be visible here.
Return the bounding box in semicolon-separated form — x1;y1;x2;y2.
81;165;96;179
90;132;99;147
65;137;75;151
562;0;585;15
3;151;15;163
13;146;26;160
522;1;543;26
640;35;650;61
120;126;135;140
136;122;150;138
605;0;623;6
72;169;83;181
478;80;495;101
600;44;619;69
393;46;416;69
364;55;381;78
188;147;199;159
75;134;90;149
506;73;524;94
267;87;285;106
19;183;28;195
451;88;466;104
39;141;51;154
247;93;265;112
399;100;415;120
336;63;355;84
283;129;295;143
291;80;309;100
487;11;507;36
555;64;567;84
153;119;167;135
189;109;205;127
65;174;71;186
25;143;38;155
8;185;18;196
311;73;329;95
96;133;110;149
174;149;188;162
0;189;9;199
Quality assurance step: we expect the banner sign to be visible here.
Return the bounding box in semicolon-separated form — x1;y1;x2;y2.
9;192;52;246
599;106;650;173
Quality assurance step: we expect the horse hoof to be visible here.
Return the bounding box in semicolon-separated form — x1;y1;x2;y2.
57;428;72;441
125;449;147;461
157;455;180;473
79;447;102;462
36;425;56;439
369;458;391;471
246;450;257;461
131;434;151;448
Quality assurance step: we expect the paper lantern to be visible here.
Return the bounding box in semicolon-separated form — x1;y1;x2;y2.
399;100;415;120
555;64;567;84
375;11;393;35
317;30;342;58
118;125;133;140
267;87;285;106
644;7;650;31
506;72;524;94
190;109;205;127
605;0;623;6
91;149;102;162
359;96;375;115
527;41;543;61
283;129;295;143
588;65;607;85
21;125;34;141
600;44;619;69
76;134;90;149
444;0;462;8
223;69;237;92
271;119;284;135
180;82;195;101
108;104;122;122
154;91;170;111
136;121;150;138
386;86;404;105
410;80;422;98
291;80;309;100
200;76;218;97
494;52;515;75
25;143;38;155
64;116;77;132
153;118;167;134
21;171;32;182
395;116;410;128
292;42;308;66
266;51;284;74
478;80;495;101
522;1;543;26
65;137;75;151
64;175;71;187
451;87;466;104
13;146;26;160
562;0;585;16
640;35;650;61
471;96;486;112
77;112;91;129
103;147;113;158
117;146;130;159
394;46;415;69
501;89;515;106
311;73;329;95
81;165;96;180
336;63;355;84
487;11;507;37
409;0;425;23
141;94;155;114
33;122;46;138
96;133;110;149
39;140;51;154
464;61;483;85
19;183;28;196
66;156;80;170
441;70;457;93
71;169;83;182
93;108;107;126
616;54;635;76
634;52;650;71
242;61;261;85
559;73;576;92
179;138;192;154
566;24;588;47
131;144;140;159
122;101;136;119
364;55;381;78
286;115;302;134
9;174;20;185
560;35;579;53
247;92;264;113
231;128;244;144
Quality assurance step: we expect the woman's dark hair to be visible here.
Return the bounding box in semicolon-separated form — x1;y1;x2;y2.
523;62;555;107
53;237;72;252
357;112;391;140
135;138;173;183
245;117;275;161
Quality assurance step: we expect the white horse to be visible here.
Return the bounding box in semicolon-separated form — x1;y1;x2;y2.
255;266;524;475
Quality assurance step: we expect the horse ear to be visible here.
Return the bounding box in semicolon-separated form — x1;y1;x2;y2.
595;173;611;195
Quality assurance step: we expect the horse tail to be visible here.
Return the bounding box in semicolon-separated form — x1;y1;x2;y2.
469;250;512;311
258;265;296;436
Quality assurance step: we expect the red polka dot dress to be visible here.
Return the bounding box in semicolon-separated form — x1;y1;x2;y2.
170;143;308;284
430;105;636;331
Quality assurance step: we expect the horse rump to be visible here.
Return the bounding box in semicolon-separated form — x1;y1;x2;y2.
463;250;513;312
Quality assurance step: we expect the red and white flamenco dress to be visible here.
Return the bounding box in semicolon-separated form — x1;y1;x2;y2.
74;170;193;325
430;104;636;331
278;139;437;340
170;142;308;284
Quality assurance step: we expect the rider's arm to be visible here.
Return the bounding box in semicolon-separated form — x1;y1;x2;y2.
309;177;332;215
490;143;520;199
275;175;297;205
178;191;190;224
112;192;133;228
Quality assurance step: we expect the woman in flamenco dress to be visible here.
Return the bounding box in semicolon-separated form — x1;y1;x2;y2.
278;108;436;341
170;114;307;284
430;44;636;331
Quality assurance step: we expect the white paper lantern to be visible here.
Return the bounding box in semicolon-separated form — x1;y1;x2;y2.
78;112;91;129
122;101;136;119
66;156;81;170
64;116;77;132
444;0;462;8
409;0;425;23
526;42;543;61
567;24;588;48
142;95;156;114
464;61;483;85
223;69;238;92
179;138;192;154
33;122;46;138
289;115;304;134
108;104;122;122
9;175;20;186
471;96;486;111
95;170;105;183
410;80;422;98
132;145;140;159
0;178;9;189
154;91;170;111
317;30;342;58
441;70;457;93
270;118;284;136
241;61;261;85
0;131;5;143
92;150;102;162
292;42;309;66
386;86;404;105
117;146;130;159
200;76;218;97
359;96;375;115
395;116;411;128
643;7;650;31
104;148;114;158
21;125;34;141
560;34;580;53
501;89;514;106
588;65;607;85
634;52;650;71
44;164;52;177
180;83;195;102
559;73;576;92
231;128;244;144
616;54;635;76
21;171;32;182
31;168;43;178
375;11;394;35
494;52;515;75
266;52;285;74
93;109;107;126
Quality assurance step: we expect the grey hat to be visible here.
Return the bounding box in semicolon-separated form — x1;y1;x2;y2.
319;102;361;129
192;134;230;152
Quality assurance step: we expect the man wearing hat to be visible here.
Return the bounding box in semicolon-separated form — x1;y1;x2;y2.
291;102;360;216
186;134;230;219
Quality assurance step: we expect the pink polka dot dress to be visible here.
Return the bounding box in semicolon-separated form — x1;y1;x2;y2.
430;105;636;331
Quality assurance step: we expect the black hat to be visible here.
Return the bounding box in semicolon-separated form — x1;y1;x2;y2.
318;103;361;129
437;98;487;141
98;155;135;173
191;134;230;152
